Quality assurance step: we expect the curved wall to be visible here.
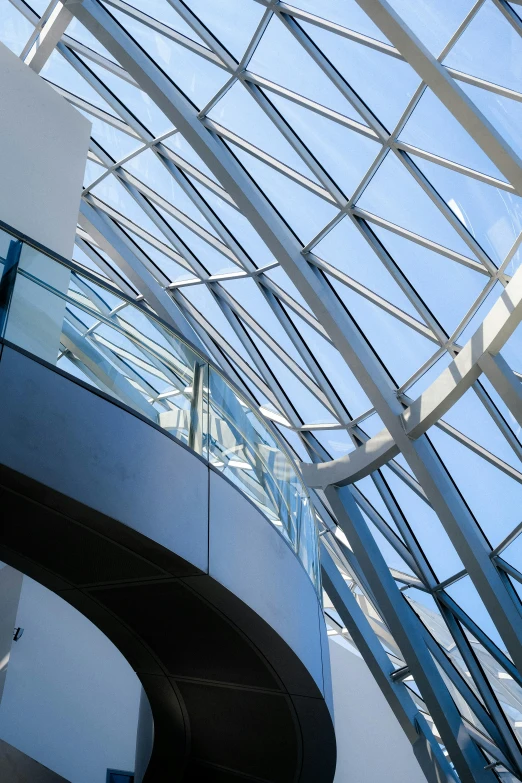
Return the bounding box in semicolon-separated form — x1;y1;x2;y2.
0;575;141;783
0;343;335;782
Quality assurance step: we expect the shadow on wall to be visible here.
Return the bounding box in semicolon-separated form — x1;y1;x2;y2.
0;575;141;783
0;737;71;783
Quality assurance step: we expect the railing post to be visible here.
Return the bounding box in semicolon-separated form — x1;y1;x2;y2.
188;360;207;456
0;239;22;338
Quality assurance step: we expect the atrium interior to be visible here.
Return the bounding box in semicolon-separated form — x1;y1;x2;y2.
1;1;522;782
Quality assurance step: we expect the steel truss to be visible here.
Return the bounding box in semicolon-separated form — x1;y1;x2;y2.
5;0;522;779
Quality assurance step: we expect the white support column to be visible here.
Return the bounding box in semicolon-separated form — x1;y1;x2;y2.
24;1;73;74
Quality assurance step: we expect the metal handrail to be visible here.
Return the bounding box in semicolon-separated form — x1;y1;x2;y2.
0;224;320;590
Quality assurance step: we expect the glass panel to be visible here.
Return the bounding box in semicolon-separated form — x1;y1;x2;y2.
302;20;420;130
428;426;522;547
109;8;229;111
388;0;475;56
441;387;522;471
209;82;321;180
314;215;420;319
248;16;366;121
0;234;319;590
231;145;338;244
0;231;23;337
117;0;204;38
400;88;505;180
371;224;486;335
405;352;453;398
457;284;503;346
207;367;300;544
314;429;356;460
288;0;391;42
413;157;522;267
4;244;71;364
267;91;381;197
381;465;464;581
329;274;436;387
0;0;34;55
447;575;506;652
357;152;478;257
443;2;522;94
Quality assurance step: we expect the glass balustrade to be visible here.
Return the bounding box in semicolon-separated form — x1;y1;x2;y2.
0;226;320;590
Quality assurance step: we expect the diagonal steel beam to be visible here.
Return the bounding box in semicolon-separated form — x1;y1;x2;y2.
352;0;522;196
64;5;522;776
479;352;522;428
78;198;203;349
23;1;73;73
321;545;456;783
325;486;497;783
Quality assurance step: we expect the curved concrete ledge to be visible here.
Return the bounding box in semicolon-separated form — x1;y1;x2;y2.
0;345;335;782
302;262;522;489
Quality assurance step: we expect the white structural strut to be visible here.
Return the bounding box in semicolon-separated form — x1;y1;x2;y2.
78;198;206;350
23;1;73;73
302;428;398;489
303;260;522;487
47;1;522;779
68;0;522;682
479;352;522;427
352;0;522;196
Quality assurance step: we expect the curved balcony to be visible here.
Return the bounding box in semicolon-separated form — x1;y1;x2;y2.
0;223;319;590
0;222;334;782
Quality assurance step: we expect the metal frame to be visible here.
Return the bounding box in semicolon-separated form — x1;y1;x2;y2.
5;0;522;778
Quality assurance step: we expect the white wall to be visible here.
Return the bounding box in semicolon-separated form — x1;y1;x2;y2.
0;578;141;783
0;41;90;258
0;565;23;703
330;637;426;783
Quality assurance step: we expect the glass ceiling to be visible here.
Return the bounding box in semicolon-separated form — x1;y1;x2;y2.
3;0;522;780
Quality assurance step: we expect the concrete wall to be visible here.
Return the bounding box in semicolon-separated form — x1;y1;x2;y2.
0;576;141;783
330;637;426;783
0;41;90;258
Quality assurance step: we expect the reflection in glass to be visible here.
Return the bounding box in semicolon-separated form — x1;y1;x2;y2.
0;234;320;590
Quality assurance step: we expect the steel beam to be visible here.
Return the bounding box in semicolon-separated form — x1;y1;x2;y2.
68;0;522;681
78;198;204;350
321;545;456;783
325;485;497;783
479;352;522;428
352;0;522;196
23;1;73;73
